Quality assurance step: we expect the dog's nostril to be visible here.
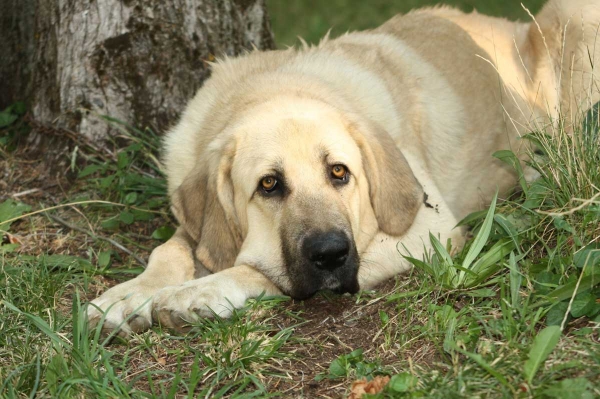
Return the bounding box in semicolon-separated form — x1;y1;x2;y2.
304;231;351;271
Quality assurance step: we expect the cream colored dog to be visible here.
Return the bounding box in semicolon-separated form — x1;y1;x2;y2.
88;0;600;336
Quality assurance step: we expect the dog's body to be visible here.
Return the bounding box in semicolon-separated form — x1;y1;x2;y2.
88;0;600;335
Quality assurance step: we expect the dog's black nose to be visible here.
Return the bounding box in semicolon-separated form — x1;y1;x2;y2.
303;231;350;270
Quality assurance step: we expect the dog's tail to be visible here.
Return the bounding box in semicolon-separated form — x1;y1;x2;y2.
527;0;600;121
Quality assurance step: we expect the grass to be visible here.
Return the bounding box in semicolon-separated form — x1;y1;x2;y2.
266;0;546;46
1;1;600;397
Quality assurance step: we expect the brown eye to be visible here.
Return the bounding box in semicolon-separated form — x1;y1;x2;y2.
331;164;348;180
261;176;278;192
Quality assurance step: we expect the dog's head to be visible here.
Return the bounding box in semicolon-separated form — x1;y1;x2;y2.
171;97;423;299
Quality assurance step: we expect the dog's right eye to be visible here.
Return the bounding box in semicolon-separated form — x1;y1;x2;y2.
260;176;279;194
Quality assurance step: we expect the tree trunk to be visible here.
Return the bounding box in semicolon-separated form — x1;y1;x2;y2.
0;0;274;142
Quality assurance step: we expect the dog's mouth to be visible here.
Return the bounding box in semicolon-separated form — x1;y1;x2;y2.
288;276;360;300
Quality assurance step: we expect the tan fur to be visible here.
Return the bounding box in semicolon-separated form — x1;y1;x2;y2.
88;0;600;335
347;118;423;236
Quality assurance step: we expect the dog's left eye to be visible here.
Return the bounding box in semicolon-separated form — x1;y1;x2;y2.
331;164;349;181
260;176;280;194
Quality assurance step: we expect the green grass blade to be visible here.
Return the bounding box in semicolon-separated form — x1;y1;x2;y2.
428;232;458;286
449;263;479;276
508;252;523;309
493;150;528;195
28;353;41;399
465;239;515;287
494;214;522;252
2;301;67;351
524;326;562;384
446;341;510;388
429;232;453;266
455;209;488;227
459;191;499;285
403;255;438;280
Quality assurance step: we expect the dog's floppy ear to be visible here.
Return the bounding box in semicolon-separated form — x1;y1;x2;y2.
170;140;242;272
349;120;423;236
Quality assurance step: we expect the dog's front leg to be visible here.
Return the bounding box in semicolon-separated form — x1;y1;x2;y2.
152;265;282;333
87;227;196;337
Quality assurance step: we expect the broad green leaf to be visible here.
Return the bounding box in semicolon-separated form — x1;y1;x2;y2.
117;151;131;169
124;143;142;152
522;181;548;210
523;325;561;384
523;181;548;210
77;164;104;178
546;302;569;326
0;244;19;254
388;372;417;393
0;111;18;128
532;273;600;308
101;217;120;230
0;200;31;232
152;225;176;241
328;349;363;378
379;310;389;325
573;244;600;270
100;175;115;188
124;192;138;204
11;101;26;115
98;250;112;268
132;209;154;221
119;211;135;225
504;212;532;232
553;217;576;234
570;292;596;318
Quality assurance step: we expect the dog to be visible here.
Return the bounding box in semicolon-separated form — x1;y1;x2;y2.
88;0;600;336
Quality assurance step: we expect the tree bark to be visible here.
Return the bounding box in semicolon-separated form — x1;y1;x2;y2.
0;0;274;142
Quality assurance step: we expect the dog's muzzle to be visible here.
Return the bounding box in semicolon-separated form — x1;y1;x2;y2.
289;230;359;299
303;230;350;271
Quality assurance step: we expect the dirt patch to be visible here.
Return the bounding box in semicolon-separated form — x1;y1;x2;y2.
269;278;439;397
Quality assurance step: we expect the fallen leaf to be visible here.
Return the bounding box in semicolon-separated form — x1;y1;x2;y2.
7;234;21;244
349;376;390;399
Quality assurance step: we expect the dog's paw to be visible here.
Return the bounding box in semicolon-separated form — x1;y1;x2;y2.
87;279;155;338
152;274;247;332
